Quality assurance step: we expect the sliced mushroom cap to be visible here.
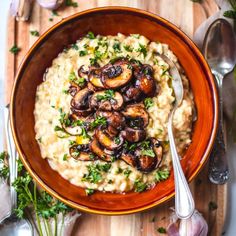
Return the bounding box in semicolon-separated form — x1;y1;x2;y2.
89;138;115;162
123;85;142;102
90;91;124;111
151;138;163;168
120;153;137;167
68;85;79;97
121;127;146;142
71;87;93;110
78;65;89;79
89;68;105;89
95;127;124;150
96;111;125;130
71;107;93;117
101;62;132;89
122;104;149;127
69;144;97;161
135;138;163;172
135;76;156;97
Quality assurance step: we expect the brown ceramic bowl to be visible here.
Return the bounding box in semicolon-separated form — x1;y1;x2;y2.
10;7;218;215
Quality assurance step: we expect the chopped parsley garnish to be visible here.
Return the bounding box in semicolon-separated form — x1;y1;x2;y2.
113;42;121;53
82;163;111;183
123;169;132;179
65;0;78;7
0;152;9;179
85;188;94;196
89;154;96;160
79;50;88;56
144;98;154;109
49;18;53;22
86;31;95;39
136;43;147;57
54;125;65;132
63;154;68;161
71;44;79;50
123;45;133;52
134;179;147;192
69;140;77;146
123;141;137;152
96;90;115;101
10;45;20;54
90;116;107;129
62;89;69;94
208;201;218;211
30;30;39;37
51;10;59;16
157;227;167;234
141;149;155;157
37;137;42;143
108;179;113;184
89;58;97;66
155;170;170;182
68;72;86;87
140;140;151;149
131;34;140;39
114;137;121;145
115;167;123;174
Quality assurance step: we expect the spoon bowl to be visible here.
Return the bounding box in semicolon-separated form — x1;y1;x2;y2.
203;18;236;184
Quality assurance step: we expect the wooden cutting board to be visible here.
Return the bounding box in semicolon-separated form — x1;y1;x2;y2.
5;0;227;235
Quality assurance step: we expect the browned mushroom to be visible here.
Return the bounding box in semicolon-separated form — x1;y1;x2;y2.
68;85;79;97
135;65;157;97
96;111;125;131
78;65;89;78
69;144;97;161
135;138;163;172
120;153;137;167
71;87;93;110
88;68;105;89
122;104;149;127
121;127;146;142
95;127;124;150
101;61;132;88
90;90;124;111
89;138;115;162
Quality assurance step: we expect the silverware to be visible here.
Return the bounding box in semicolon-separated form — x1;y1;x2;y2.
203;19;236;184
157;53;195;219
0;106;33;236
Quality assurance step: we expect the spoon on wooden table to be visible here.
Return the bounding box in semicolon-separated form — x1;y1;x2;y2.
203;19;236;184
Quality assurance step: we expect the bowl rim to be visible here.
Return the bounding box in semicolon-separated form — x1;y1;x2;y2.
10;6;218;215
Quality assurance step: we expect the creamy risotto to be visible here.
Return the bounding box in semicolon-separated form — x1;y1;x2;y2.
34;33;195;194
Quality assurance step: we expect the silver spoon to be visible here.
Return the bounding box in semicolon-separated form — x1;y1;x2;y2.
0;106;33;236
157;53;195;219
203;19;236;184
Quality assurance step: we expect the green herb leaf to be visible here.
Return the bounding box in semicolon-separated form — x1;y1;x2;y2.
65;0;78;7
90;116;107;129
49;18;53;22
51;10;59;16
134;179;147;192
79;50;88;56
223;10;236;19
96;90;115;101
86;31;95;39
123;45;133;52
85;188;94;195
68;72;86;87
10;45;20;54
141;149;155;157
63;154;68;161
157;227;167;234
71;44;79;50
155;170;170;182
123;141;137;152
113;42;121;53
208;201;218;211
30;30;39;37
144;98;154;109
0;152;9;179
136;43;147;57
123;169;132;179
114;137;121;145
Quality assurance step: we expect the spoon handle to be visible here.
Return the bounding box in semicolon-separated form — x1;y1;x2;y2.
208;73;229;184
168;110;195;219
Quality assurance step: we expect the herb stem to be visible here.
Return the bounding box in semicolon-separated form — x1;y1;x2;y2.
54;216;58;236
42;218;50;236
59;214;65;236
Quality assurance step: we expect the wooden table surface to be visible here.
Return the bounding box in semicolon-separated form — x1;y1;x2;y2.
6;1;227;235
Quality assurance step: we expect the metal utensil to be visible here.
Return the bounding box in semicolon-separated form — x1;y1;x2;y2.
203;19;236;184
0;106;33;236
157;53;195;219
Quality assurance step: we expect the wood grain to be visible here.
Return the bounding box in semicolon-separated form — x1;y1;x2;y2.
5;1;226;235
